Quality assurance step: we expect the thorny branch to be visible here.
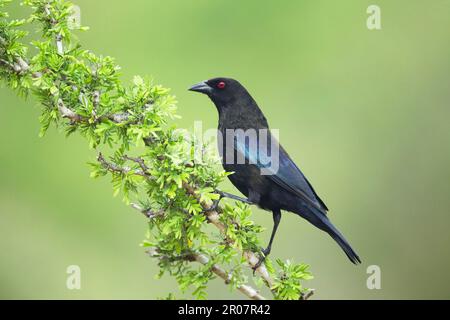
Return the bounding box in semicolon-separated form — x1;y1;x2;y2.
99;155;276;292
147;247;266;300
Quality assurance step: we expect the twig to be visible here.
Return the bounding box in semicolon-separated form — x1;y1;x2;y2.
0;58;14;69
97;153;151;180
131;203;164;219
43;4;63;55
56;104;135;125
147;248;266;300
52;93;135;126
123;155;149;172
301;289;315;300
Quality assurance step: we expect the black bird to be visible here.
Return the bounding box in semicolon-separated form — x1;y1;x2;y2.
189;78;361;265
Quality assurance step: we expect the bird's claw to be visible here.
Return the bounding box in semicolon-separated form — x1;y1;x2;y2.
209;199;221;212
252;247;269;275
252;258;265;275
202;191;225;214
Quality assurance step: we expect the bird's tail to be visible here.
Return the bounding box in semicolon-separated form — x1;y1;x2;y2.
326;221;361;264
300;207;361;264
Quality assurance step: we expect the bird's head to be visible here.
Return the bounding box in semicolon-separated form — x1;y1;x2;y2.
189;77;250;109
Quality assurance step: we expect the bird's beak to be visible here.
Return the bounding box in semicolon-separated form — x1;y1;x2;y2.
189;81;212;94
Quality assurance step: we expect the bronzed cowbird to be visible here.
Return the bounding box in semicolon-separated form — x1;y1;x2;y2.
190;78;360;265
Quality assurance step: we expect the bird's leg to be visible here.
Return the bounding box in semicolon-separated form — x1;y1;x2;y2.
205;191;254;213
216;191;255;205
253;209;282;271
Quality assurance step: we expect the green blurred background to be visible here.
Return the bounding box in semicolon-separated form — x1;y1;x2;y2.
1;0;449;299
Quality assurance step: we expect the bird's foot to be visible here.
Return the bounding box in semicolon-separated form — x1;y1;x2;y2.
252;247;270;274
202;191;225;214
208;198;221;213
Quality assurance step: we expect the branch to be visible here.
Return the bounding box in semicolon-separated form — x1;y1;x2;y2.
147;248;266;300
100;154;275;291
182;182;274;288
56;99;135;125
0;57;28;73
97;153;151;180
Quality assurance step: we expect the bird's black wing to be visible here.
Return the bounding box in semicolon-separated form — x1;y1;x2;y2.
271;146;329;212
235;136;329;213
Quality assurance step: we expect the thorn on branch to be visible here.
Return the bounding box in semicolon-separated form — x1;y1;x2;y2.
130;203;164;219
123;155;149;172
57;99;83;123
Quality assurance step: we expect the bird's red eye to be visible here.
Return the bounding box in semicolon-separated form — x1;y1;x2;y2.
217;81;226;89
